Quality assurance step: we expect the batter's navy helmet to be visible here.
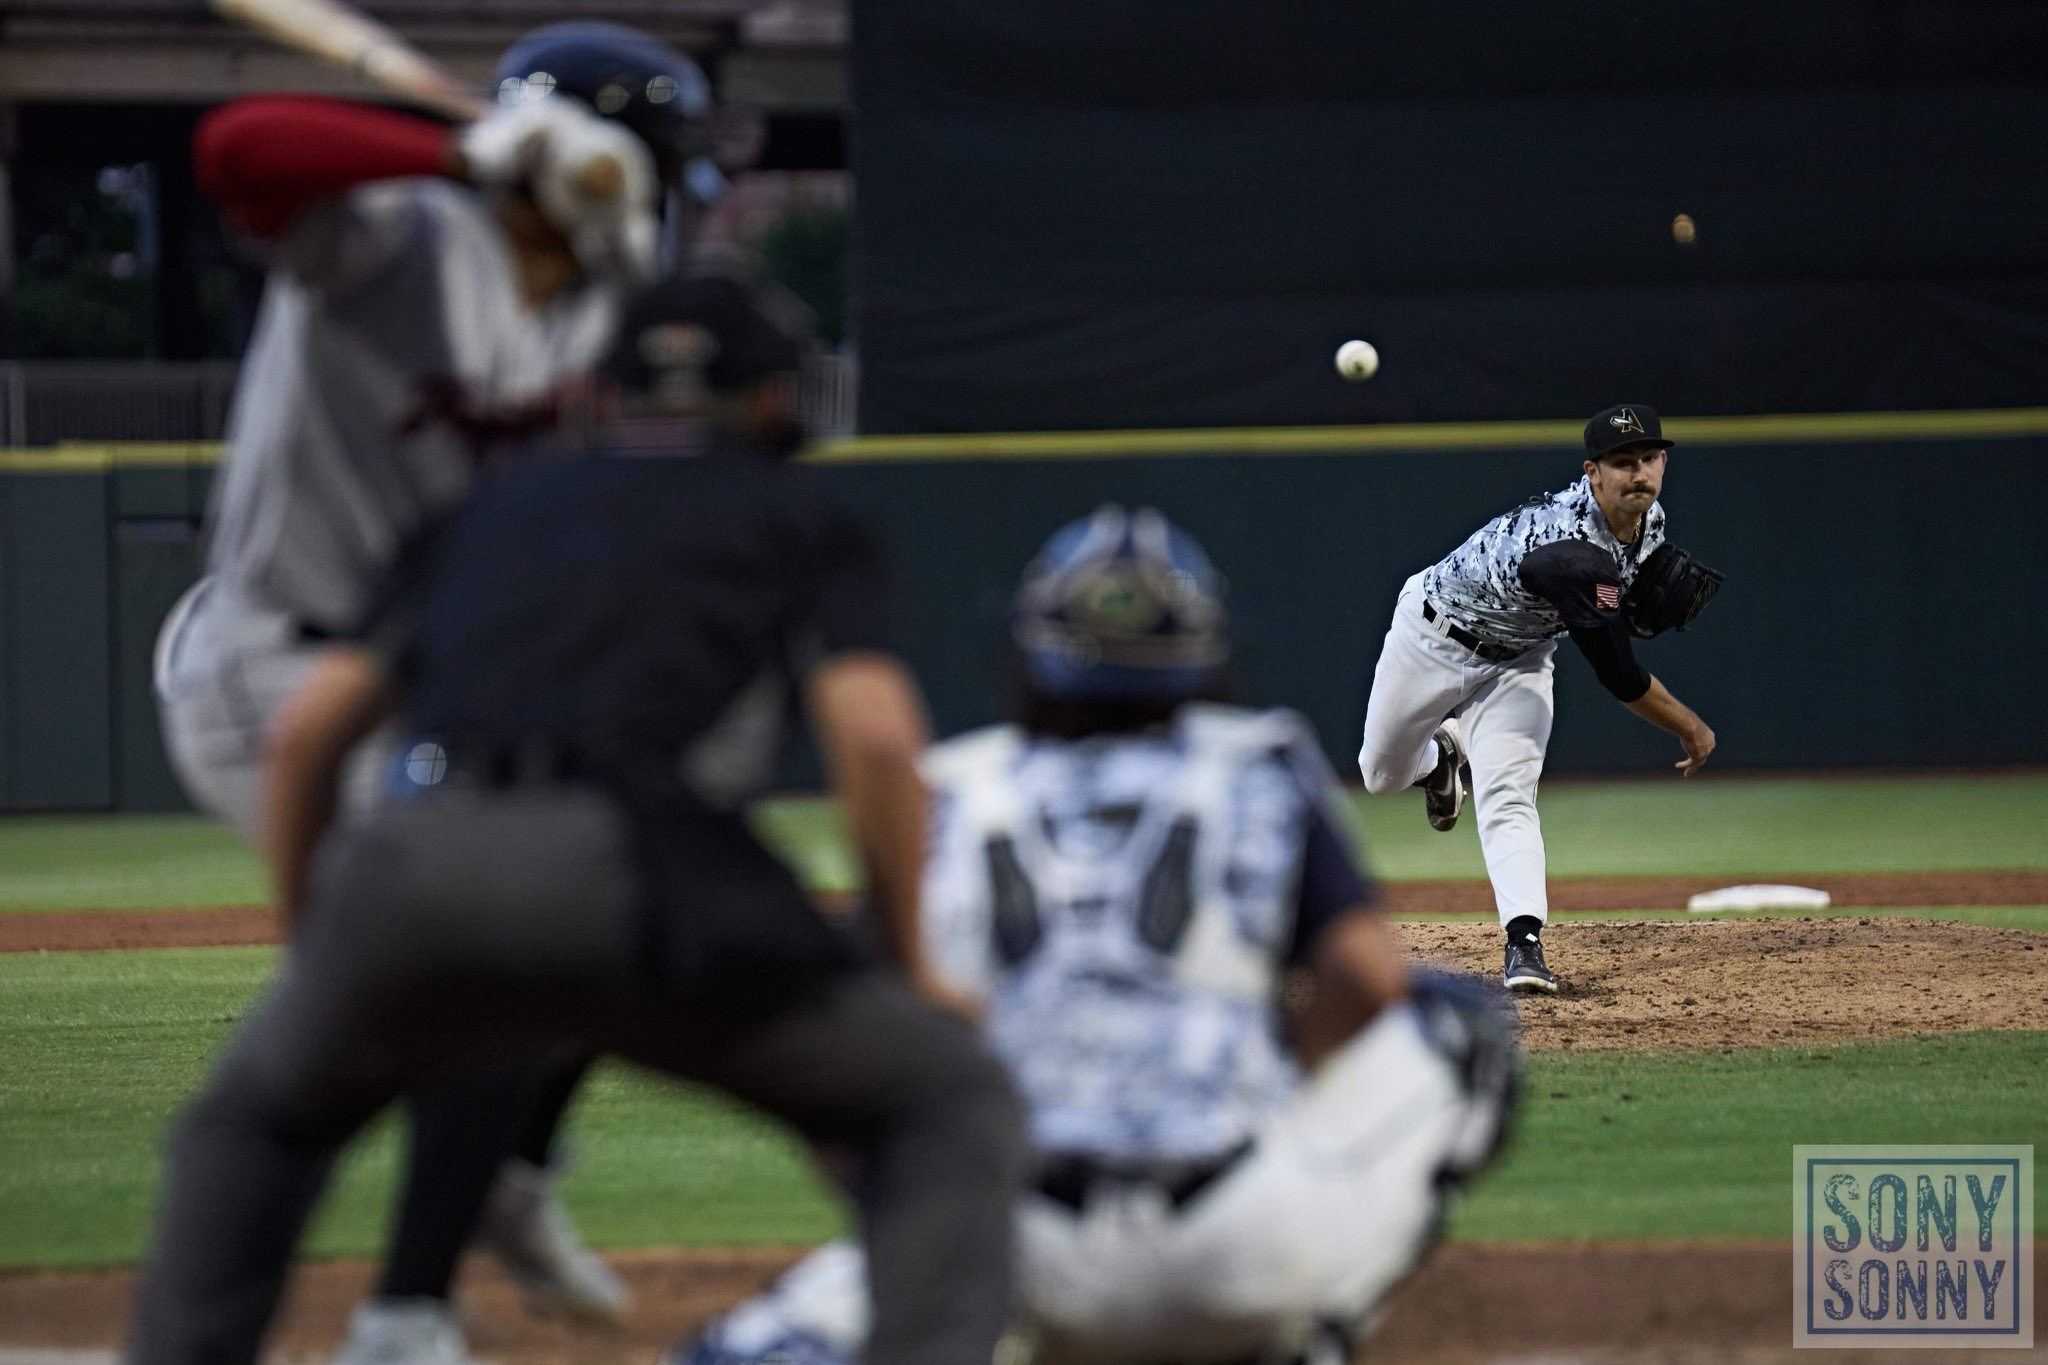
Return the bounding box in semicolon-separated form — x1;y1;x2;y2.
1014;506;1229;700
494;22;721;202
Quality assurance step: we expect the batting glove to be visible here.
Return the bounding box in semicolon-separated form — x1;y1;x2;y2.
459;98;660;281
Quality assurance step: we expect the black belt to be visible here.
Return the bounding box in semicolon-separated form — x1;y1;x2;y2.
1422;601;1522;663
406;736;614;789
1033;1142;1252;1215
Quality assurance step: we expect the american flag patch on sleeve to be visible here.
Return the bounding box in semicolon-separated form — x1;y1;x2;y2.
1595;582;1621;611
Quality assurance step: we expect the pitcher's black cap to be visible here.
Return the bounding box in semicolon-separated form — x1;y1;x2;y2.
1584;404;1674;458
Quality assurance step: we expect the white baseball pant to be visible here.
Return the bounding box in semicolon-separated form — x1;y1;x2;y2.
689;1001;1475;1365
153;577;393;841
1357;573;1556;928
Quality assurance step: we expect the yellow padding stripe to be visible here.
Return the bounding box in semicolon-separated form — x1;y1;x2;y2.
3;406;2045;472
809;406;2048;463
0;443;218;473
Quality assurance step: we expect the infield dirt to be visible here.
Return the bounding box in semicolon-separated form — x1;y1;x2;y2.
4;866;2045;950
5;899;2043;1057
1403;915;2048;1051
3;891;2044;1361
1;1243;2041;1364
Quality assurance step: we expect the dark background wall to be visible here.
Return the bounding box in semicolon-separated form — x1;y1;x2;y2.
11;3;2042;811
6;427;2042;811
812;436;2047;774
0;462;203;811
852;0;2048;432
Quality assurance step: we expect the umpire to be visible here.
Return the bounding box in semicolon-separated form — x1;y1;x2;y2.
126;274;1028;1365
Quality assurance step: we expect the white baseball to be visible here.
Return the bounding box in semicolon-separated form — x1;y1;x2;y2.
1335;339;1379;382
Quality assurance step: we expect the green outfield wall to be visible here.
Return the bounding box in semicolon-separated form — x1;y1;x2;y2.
1;413;2043;811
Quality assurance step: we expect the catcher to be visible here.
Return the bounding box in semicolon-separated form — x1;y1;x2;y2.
1356;404;1723;994
671;507;1520;1365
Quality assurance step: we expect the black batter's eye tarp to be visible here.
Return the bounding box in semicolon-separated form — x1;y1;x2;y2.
851;0;2048;433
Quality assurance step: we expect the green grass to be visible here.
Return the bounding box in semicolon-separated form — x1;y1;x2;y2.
1;775;2042;1272
1448;1030;2048;1241
0;815;266;911
7;772;2048;912
749;799;861;894
2;947;2042;1268
1350;773;2048;881
0;948;836;1269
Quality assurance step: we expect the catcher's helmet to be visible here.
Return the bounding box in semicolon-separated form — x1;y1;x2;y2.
494;22;720;201
1014;505;1228;700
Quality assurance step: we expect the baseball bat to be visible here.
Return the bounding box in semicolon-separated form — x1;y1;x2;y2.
210;0;488;122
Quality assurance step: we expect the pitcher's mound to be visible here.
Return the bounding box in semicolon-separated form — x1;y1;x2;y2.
1397;917;2048;1052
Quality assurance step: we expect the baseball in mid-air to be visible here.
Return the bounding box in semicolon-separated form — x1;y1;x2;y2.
1335;339;1379;382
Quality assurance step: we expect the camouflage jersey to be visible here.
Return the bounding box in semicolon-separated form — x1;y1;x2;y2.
918;705;1372;1164
1420;476;1667;651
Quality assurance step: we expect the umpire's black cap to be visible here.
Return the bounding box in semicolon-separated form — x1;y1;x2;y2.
1584;404;1675;459
601;272;814;400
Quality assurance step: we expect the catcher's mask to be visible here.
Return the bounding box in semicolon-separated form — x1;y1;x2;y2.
1014;505;1229;700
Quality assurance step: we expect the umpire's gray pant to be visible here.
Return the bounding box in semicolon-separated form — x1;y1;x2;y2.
126;788;1028;1365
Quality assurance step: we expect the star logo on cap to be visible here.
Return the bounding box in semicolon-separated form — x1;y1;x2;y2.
1609;407;1645;434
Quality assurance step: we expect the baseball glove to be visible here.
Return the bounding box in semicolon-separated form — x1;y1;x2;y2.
1622;542;1724;638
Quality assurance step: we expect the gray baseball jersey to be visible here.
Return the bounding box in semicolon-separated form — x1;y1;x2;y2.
205;178;616;632
1421;476;1668;650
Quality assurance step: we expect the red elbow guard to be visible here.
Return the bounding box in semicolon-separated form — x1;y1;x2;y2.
195;96;453;238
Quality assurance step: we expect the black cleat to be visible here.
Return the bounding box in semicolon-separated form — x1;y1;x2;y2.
1503;927;1559;994
1420;724;1468;832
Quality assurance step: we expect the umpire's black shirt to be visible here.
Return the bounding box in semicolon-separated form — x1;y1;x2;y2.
365;423;890;795
357;424;891;1003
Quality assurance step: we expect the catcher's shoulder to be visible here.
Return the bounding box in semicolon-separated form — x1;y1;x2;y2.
1177;702;1322;761
921;723;1023;786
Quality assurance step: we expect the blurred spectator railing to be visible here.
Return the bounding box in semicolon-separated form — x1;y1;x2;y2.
0;354;858;448
0;362;241;447
799;350;856;439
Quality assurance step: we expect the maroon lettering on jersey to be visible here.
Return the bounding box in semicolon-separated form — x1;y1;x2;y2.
395;376;583;458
